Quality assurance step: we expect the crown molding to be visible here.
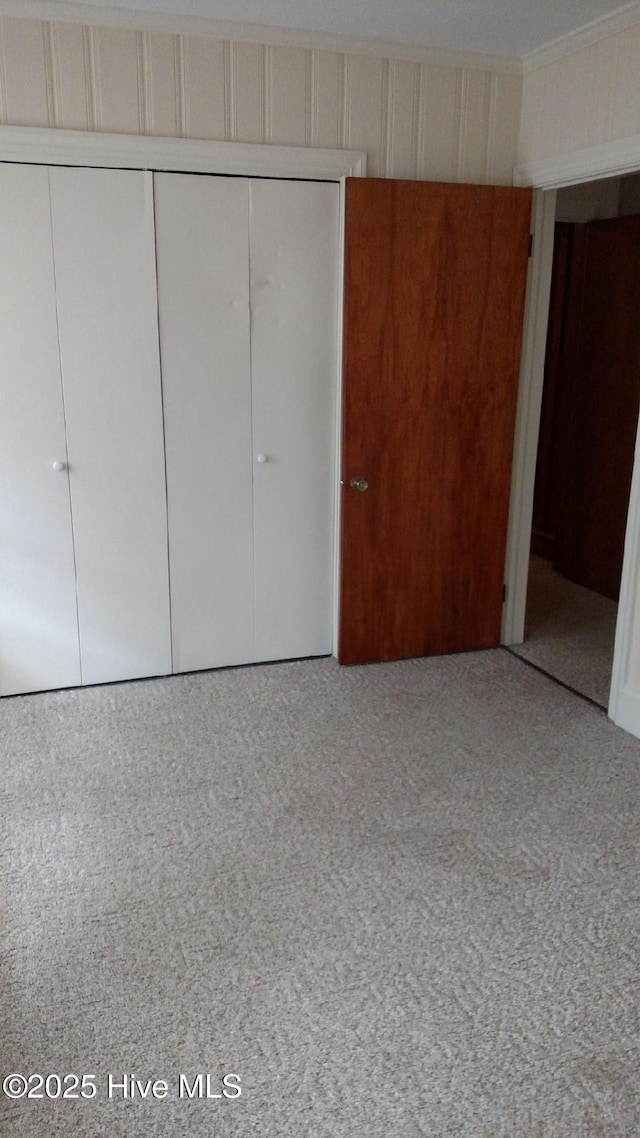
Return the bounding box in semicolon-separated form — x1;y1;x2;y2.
522;0;640;73
6;0;640;77
0;0;523;74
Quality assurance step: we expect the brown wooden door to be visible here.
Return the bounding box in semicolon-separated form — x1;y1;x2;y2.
339;178;532;665
552;215;640;601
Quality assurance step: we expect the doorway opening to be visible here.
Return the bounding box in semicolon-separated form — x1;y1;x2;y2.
511;172;640;708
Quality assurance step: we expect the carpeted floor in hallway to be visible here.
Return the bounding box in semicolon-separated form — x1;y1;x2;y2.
1;650;639;1137
511;556;618;708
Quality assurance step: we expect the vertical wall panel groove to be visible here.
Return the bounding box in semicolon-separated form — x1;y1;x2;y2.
339;53;350;148
383;59;393;177
346;55;386;175
305;48;314;146
456;68;468;181
44;22;60;127
264;46;307;146
50;23;90;130
0;18;48;125
144;33;179;137
223;40;235;140
485;72;498;181
137;31;150;133
183;35;225;140
464;70;492;181
386;59;421;178
263;43;271;143
488;72;522;182
174;34;186;137
417;63;428;179
234;41;266;142
411;62;422;179
0;23;7;124
83;25;100;130
310;49;340;149
94;28;141;133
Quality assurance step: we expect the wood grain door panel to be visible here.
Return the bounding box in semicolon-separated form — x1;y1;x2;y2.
339;178;532;665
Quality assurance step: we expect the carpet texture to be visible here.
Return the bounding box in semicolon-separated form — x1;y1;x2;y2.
1;651;639;1137
511;556;618;707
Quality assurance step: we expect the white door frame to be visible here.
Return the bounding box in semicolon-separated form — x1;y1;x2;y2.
0;125;366;662
505;130;640;737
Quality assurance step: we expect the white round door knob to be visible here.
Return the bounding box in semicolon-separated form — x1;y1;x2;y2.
256;453;268;464
52;460;66;472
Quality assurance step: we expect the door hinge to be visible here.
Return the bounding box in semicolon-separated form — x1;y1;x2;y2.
503;583;508;603
528;233;533;258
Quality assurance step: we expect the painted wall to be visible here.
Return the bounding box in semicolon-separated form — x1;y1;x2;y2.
519;22;640;166
0;15;521;183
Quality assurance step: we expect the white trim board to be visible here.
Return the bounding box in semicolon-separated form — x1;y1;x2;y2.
0;125;366;180
507;137;640;739
610;410;640;735
515;133;640;191
502;187;556;646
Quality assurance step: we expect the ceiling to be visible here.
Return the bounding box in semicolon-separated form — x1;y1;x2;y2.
39;0;640;58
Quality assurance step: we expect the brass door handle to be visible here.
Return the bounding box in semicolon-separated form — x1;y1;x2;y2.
350;475;369;492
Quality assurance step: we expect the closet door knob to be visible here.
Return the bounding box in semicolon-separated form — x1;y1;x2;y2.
52;460;66;472
256;453;268;464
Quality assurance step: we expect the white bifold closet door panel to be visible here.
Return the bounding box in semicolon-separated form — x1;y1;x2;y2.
249;180;339;660
155;174;339;671
154;174;254;672
0;165;81;695
49;167;172;686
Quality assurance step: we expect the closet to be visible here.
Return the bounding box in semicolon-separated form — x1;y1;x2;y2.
0;163;339;696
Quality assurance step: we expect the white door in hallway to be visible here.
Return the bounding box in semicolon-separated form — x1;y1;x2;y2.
0;164;81;695
155;174;339;671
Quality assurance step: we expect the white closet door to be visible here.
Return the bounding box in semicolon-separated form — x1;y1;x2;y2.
250;179;339;661
49;167;171;686
0;165;81;695
154;173;254;671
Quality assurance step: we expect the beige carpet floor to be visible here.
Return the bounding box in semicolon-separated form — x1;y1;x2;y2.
510;556;618;708
1;651;639;1137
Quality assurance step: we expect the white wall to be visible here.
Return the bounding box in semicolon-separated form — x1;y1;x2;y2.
519;21;640;167
0;15;522;183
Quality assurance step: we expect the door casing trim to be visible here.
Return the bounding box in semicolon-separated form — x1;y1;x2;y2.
507;131;640;736
0;124;366;180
